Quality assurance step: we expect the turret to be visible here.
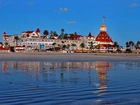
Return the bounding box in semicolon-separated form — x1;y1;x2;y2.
100;23;107;32
3;32;6;37
36;28;41;37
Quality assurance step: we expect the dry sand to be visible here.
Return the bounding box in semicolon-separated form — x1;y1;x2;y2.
0;52;140;62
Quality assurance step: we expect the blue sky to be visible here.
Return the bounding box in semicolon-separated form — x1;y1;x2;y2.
0;0;140;47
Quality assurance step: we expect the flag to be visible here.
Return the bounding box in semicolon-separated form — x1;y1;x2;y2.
103;16;106;20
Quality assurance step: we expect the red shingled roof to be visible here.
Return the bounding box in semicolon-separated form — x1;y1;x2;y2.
0;47;9;50
22;31;34;33
41;36;46;39
88;33;94;38
96;31;113;42
73;34;82;40
36;28;40;33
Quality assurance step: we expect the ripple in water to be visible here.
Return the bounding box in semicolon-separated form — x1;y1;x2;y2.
0;61;140;105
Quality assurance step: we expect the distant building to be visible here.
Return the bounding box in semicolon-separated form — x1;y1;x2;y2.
1;23;114;52
95;23;114;52
21;28;41;38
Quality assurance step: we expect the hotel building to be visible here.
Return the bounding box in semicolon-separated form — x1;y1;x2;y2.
2;23;115;52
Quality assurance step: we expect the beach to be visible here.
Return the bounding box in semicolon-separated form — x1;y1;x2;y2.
0;52;140;62
0;53;140;105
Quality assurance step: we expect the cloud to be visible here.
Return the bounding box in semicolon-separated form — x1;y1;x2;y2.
63;8;68;12
26;1;34;6
0;0;15;7
60;7;63;11
54;7;68;13
60;7;68;12
67;21;76;24
130;3;138;8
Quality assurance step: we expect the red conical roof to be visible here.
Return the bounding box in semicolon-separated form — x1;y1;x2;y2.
36;28;40;33
96;31;113;42
96;23;113;42
88;32;92;37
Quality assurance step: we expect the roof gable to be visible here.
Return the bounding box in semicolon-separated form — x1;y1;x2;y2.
96;31;113;42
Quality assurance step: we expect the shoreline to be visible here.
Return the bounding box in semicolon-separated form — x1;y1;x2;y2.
0;52;140;62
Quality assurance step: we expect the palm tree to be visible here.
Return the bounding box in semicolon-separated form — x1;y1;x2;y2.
61;41;65;44
136;41;140;49
61;41;65;50
134;41;140;51
43;30;49;38
50;31;53;38
61;29;65;34
113;41;120;52
14;36;20;46
80;43;85;52
71;43;76;50
126;42;129;49
113;41;118;48
52;42;56;51
134;45;138;50
62;45;66;50
67;44;71;49
89;41;94;51
129;41;134;50
5;42;9;48
74;32;77;35
58;44;61;50
60;29;65;39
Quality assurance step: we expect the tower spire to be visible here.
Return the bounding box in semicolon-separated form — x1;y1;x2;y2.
100;23;107;32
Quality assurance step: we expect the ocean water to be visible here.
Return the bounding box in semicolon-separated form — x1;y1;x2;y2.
0;61;140;105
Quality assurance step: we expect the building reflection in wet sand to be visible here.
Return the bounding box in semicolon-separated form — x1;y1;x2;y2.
94;62;112;96
2;61;140;96
2;61;40;71
1;61;140;105
1;61;111;88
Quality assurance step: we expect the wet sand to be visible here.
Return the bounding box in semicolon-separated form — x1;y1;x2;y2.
0;52;140;62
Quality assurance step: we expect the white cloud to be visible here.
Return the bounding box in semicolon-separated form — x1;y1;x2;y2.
26;1;34;6
63;7;68;12
67;21;76;24
60;7;68;12
54;7;68;13
130;3;138;8
0;0;14;7
60;7;63;11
